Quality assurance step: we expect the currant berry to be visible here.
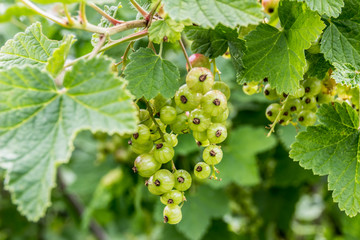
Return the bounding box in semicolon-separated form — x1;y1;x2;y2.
150;94;172;114
265;103;281;122
263;84;278;100
131;124;151;144
186;53;211;70
173;170;192;192
303;78;322;96
163;205;182;224
297;110;316;126
170;113;189;134
203;145;223;165
164;133;178;147
285;98;302;113
186;67;214;94
146;176;163;195
153;143;174;164
196;139;210;147
174;84;202;111
262;0;279;14
212;82;230;100
139;109;152;127
292;85;305;98
160;106;177;124
316;93;334;104
147;169;175;195
302;95;317;110
243;82;259;95
189;109;211;132
278;116;291;126
133;154;161;178
207;123;227;144
211;107;229;123
130;140;153;155
192;130;208;142
201;90;227;116
160;190;184;205
194;162;211;179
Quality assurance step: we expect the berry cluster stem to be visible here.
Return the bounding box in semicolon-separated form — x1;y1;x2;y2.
171;160;177;172
267;96;290;137
210;165;221;181
145;100;166;142
179;39;192;71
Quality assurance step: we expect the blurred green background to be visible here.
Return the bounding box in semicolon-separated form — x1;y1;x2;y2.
1;1;359;240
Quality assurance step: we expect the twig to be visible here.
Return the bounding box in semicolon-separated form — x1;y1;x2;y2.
64;30;148;68
20;0;67;27
148;41;157;54
79;1;87;25
107;19;147;35
158;42;163;57
89;3;124;25
101;29;149;52
130;0;148;18
121;41;135;71
63;4;74;26
57;169;106;240
179;39;191;70
89;34;107;59
19;0;146;35
146;0;161;26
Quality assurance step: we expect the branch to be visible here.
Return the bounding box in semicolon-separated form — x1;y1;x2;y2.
64;30;148;68
89;3;124;26
20;0;67;27
107;20;147;35
57;169;106;240
19;0;146;35
130;0;148;18
146;0;161;27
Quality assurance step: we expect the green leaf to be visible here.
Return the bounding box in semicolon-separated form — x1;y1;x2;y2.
162;0;263;29
0;23;62;70
238;1;325;94
290;103;360;217
305;52;332;80
0;57;137;221
46;35;75;77
320;0;360;68
210;126;277;188
175;185;230;240
293;0;344;17
124;48;180;100
149;17;184;44
31;0;116;4
0;5;35;23
185;25;241;59
332;62;360;87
